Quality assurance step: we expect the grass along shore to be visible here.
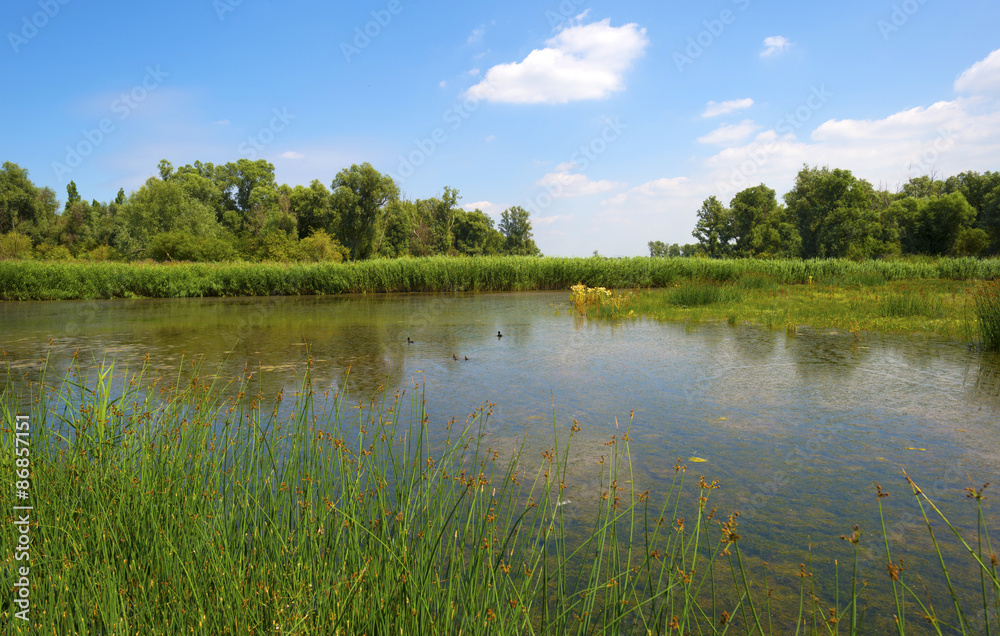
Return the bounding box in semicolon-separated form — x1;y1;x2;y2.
2;256;1000;301
570;276;1000;346
1;358;999;634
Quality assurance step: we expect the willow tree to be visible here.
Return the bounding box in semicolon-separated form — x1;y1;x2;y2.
331;163;399;260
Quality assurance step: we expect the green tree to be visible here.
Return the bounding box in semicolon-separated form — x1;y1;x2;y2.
331;163;400;260
0;162;57;242
65;181;81;208
692;196;732;257
729;185;801;258
453;208;504;256
114;177;222;259
784;166;892;259
288;180;336;239
499;206;541;256
647;240;668;257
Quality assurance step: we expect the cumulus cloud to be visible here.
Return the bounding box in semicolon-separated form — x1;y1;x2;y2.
462;201;506;216
701;98;754;118
603;48;1000;237
464;18;648;104
697;119;761;145
955;48;1000;95
760;35;792;57
536;162;625;197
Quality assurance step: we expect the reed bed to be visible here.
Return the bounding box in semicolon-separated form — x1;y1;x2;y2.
1;358;998;634
976;280;1000;351
2;256;1000;301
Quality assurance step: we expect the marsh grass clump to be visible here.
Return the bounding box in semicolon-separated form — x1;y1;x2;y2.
975;279;1000;350
878;288;946;318
667;282;743;307
735;271;779;291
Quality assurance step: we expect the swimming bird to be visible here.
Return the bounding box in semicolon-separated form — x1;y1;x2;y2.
497;331;503;338
406;337;414;344
464;356;468;361
453;354;458;360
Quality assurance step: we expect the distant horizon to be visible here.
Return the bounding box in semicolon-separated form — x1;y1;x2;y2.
4;1;999;256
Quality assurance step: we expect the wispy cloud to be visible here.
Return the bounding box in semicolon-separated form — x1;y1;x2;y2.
760;35;792;58
465;18;648;105
279;151;304;159
467;25;486;45
697;119;761;145
701;98;754;118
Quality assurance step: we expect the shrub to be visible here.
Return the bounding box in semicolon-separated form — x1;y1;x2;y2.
0;231;32;260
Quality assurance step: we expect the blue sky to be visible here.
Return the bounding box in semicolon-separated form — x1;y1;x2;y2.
3;0;999;256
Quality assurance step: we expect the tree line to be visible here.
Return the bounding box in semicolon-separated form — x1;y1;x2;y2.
651;165;1000;259
0;159;542;262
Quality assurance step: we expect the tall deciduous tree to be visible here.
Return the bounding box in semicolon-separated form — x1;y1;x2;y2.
114;177;222;259
0;161;57;243
785;165;891;259
499;206;541;256
453;208;503;256
692;196;732;257
331;163;399;260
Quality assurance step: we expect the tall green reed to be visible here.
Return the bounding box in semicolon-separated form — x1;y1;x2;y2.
2;357;998;634
3;257;1000;301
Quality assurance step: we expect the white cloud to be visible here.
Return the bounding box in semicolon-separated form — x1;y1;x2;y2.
760;35;792;58
533;214;574;225
215;119;230;126
955;48;1000;95
485;135;496;142
439;80;448;88
701;98;754;118
697;119;761;145
467;26;486;45
537;163;625;197
464;18;648;104
279;151;304;159
462;201;506;216
601;48;1000;243
466;68;481;77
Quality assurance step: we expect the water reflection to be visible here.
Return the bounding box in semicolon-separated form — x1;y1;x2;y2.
2;291;999;628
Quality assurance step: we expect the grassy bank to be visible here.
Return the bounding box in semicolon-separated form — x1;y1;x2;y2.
2;359;998;634
571;277;1000;343
2;256;1000;301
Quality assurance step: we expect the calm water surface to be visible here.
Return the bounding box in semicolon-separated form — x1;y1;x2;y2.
3;290;999;627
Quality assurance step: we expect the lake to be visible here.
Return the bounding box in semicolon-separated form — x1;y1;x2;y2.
3;290;999;628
